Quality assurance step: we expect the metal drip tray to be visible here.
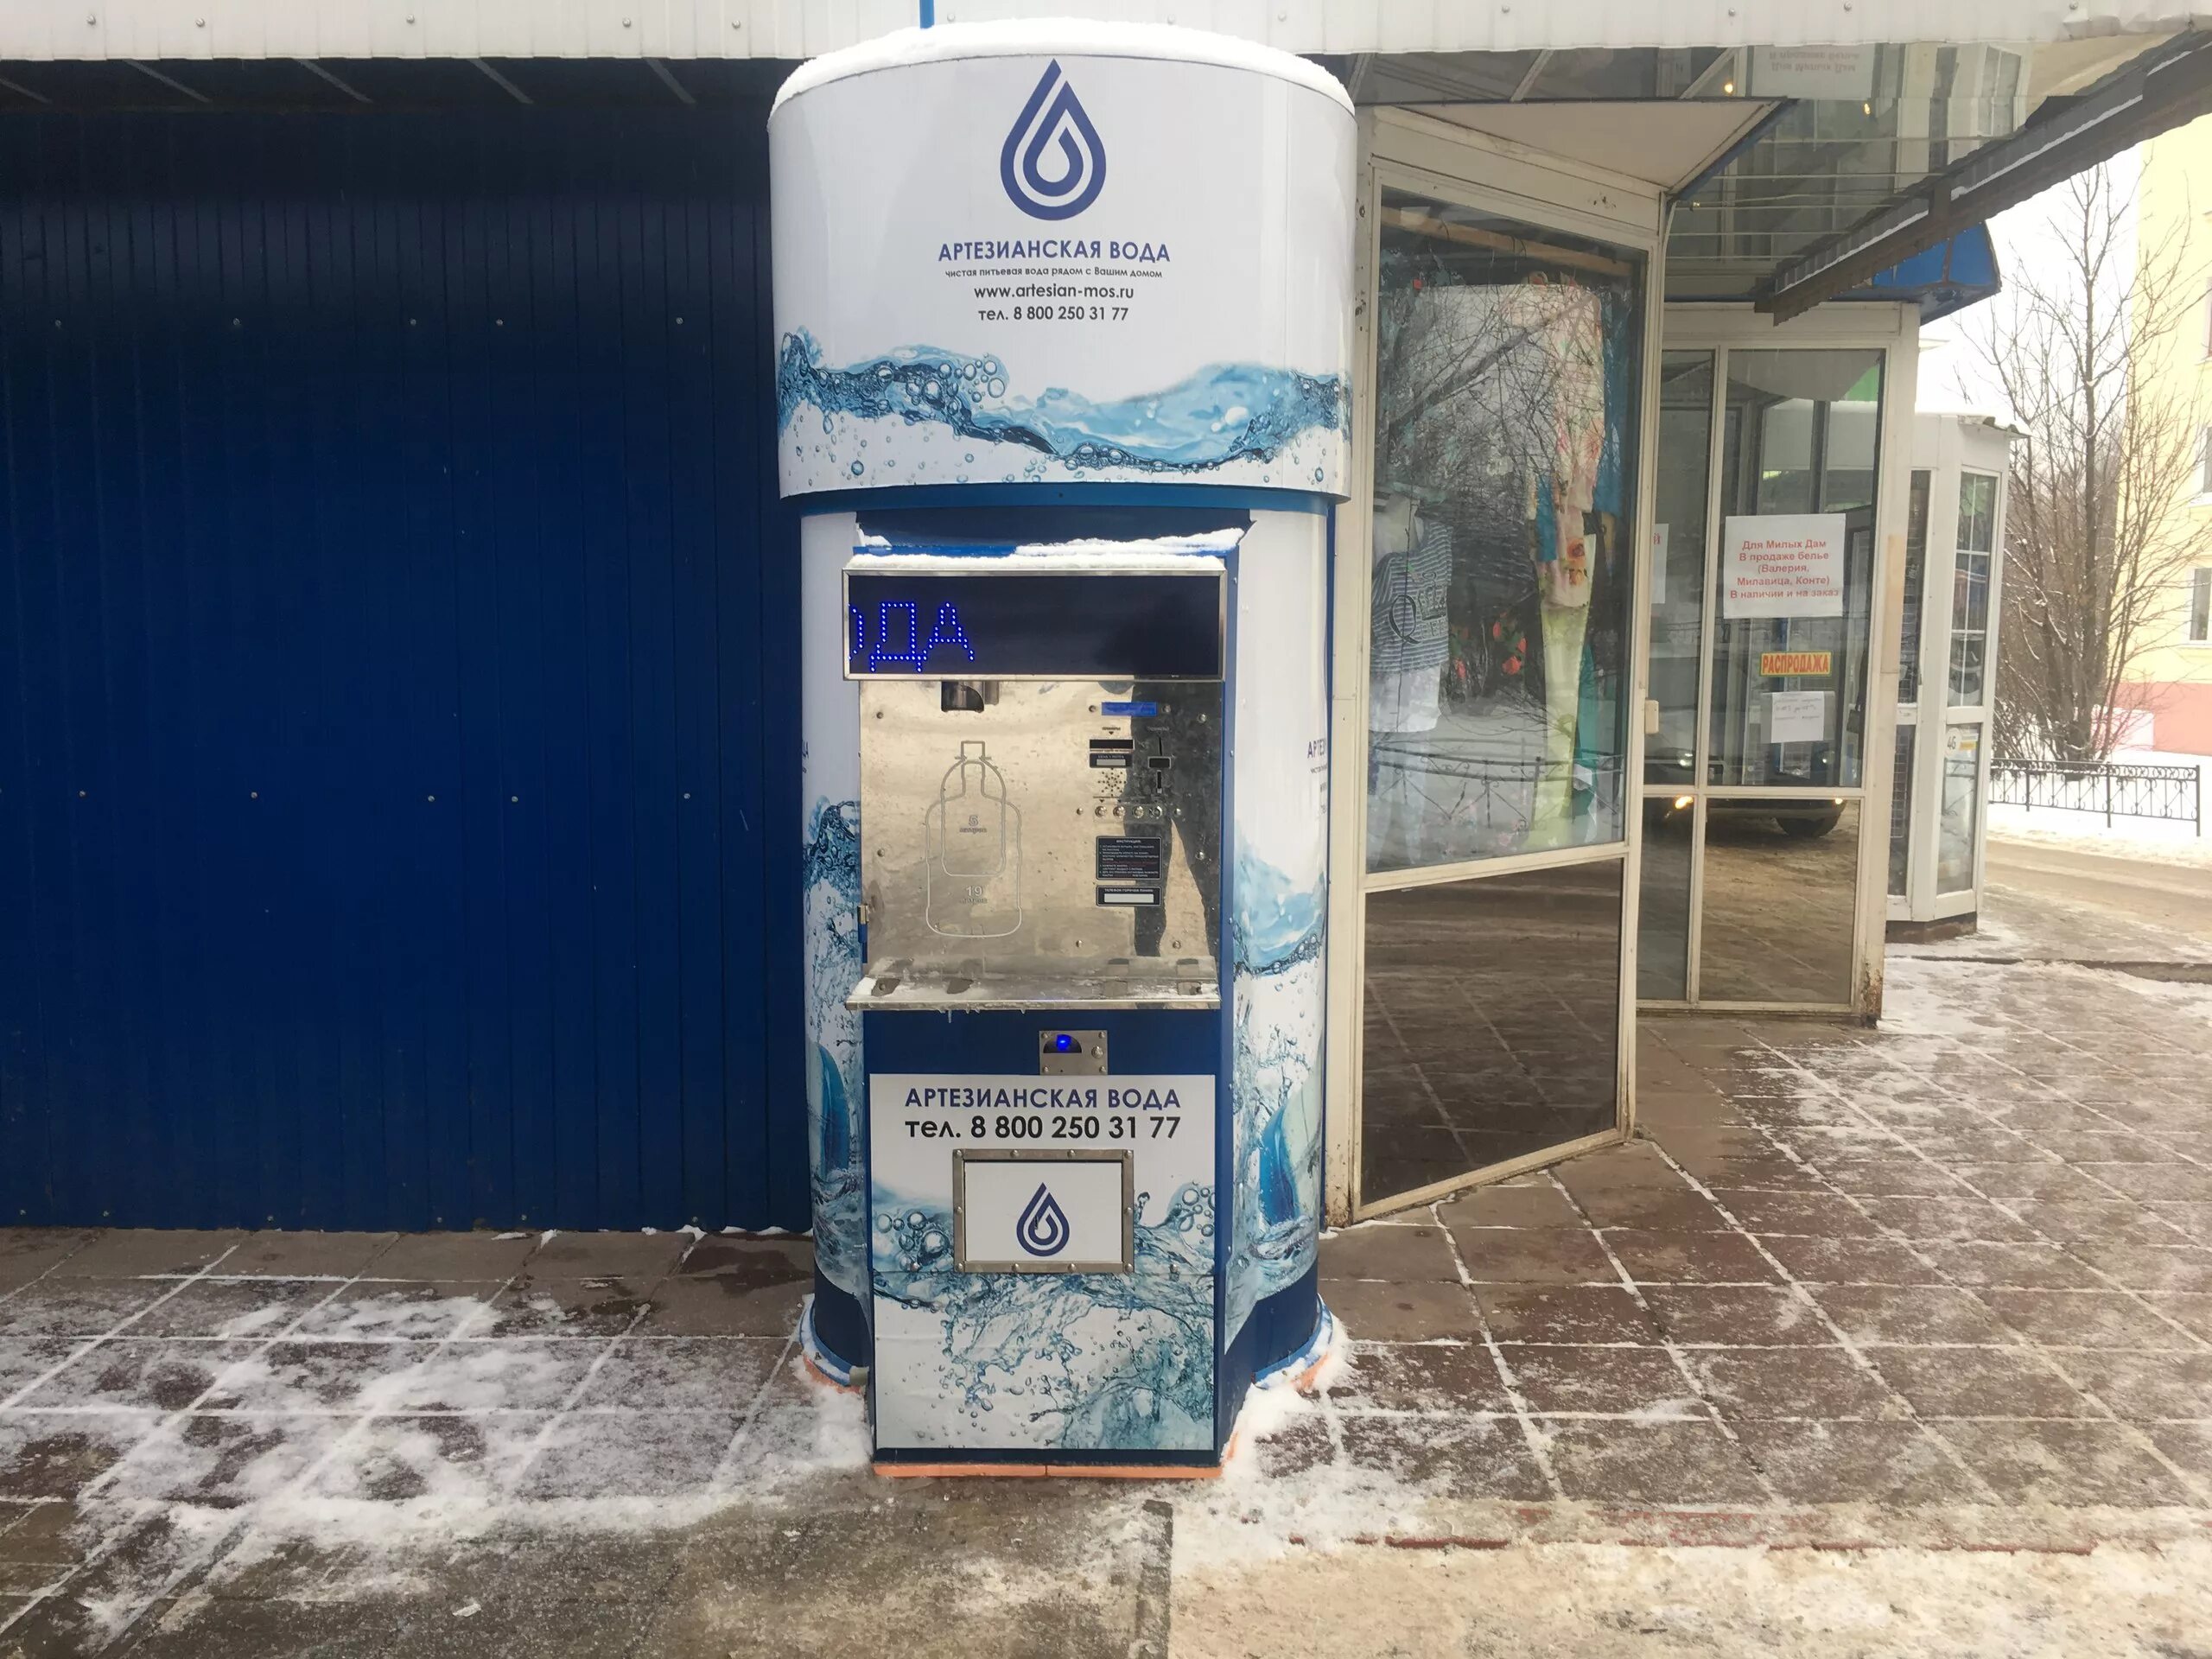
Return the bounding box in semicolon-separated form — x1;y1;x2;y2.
847;965;1219;1012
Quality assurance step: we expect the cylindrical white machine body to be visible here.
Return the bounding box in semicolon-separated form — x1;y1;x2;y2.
771;23;1355;496
775;22;1352;1462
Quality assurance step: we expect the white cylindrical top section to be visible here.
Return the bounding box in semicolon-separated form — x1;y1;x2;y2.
771;22;1355;499
772;22;1353;114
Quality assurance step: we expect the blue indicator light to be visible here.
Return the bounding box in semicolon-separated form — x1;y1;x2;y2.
1101;700;1159;716
1053;1034;1076;1053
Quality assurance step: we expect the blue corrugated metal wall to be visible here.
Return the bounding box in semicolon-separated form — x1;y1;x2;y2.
0;109;807;1232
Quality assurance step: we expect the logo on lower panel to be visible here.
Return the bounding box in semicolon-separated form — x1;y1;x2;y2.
955;1150;1134;1274
1015;1183;1071;1256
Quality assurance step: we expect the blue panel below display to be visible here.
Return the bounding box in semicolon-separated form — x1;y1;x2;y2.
863;1006;1222;1079
1218;1262;1325;1437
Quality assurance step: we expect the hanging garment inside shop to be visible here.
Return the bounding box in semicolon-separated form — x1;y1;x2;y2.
1366;204;1639;872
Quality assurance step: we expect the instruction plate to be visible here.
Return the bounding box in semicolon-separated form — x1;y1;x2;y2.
1096;836;1166;880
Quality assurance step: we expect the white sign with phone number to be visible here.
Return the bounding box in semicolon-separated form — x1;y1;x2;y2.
868;1072;1215;1250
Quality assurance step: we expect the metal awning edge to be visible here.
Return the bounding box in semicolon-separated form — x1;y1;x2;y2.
1754;29;2212;322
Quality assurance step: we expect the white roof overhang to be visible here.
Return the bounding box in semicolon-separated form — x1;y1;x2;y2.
0;1;2196;64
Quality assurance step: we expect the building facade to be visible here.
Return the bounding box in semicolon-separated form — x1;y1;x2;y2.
2121;111;2212;756
3;4;2207;1234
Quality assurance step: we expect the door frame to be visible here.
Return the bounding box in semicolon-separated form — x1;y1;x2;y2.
1324;109;1667;1224
1891;415;2008;923
1936;458;2005;912
1637;302;1920;1020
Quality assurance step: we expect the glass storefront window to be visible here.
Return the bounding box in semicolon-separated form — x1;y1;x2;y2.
1646;353;1713;787
1823;385;1881;509
1367;190;1644;871
1637;797;1694;998
1898;469;1930;705
1891;469;1929;901
1707;351;1884;790
1948;472;1998;706
1361;863;1623;1205
1938;728;1981;891
1700;804;1861;1005
1887;725;1916;898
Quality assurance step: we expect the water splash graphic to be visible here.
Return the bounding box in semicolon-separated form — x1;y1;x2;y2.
875;1183;1215;1451
803;797;867;1297
1000;60;1106;221
777;329;1347;493
1015;1183;1071;1257
1227;850;1325;1347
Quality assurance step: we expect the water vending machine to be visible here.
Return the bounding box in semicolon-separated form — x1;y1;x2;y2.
772;22;1353;1466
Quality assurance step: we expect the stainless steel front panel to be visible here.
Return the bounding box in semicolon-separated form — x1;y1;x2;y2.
855;677;1223;1008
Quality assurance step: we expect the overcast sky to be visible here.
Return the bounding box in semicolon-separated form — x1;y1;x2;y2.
1915;149;2141;419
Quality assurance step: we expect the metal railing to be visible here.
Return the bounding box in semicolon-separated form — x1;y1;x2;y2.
1988;758;2203;836
1365;738;1628;859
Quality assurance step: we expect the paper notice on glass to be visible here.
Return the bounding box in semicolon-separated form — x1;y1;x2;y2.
1722;514;1847;619
1650;523;1669;606
1748;45;1877;99
1769;690;1828;744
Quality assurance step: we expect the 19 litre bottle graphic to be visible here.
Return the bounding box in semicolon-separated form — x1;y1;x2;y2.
925;739;1024;938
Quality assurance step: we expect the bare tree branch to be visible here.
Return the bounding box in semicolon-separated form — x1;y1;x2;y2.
1967;164;2210;760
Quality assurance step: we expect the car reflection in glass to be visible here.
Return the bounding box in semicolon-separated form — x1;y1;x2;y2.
1645;747;1844;838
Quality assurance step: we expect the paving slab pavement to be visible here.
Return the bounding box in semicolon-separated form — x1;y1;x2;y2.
1897;838;2212;969
2;955;2209;1655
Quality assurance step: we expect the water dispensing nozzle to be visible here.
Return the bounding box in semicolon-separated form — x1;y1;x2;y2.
940;679;995;713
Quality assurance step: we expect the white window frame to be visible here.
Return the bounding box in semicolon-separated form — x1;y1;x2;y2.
1891;418;2010;923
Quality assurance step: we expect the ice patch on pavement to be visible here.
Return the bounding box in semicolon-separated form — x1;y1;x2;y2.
1173;1536;2212;1659
19;1311;870;1634
1178;1331;1477;1570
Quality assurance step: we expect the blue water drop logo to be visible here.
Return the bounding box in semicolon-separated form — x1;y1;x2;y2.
1000;60;1106;222
1015;1181;1071;1257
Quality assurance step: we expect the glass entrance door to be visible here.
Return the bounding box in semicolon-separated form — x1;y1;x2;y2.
1346;166;1653;1216
1635;334;1899;1012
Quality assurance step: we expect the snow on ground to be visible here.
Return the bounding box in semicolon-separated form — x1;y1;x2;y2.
1878;955;2212;1072
0;1287;874;1642
13;943;2212;1651
1990;809;2212;867
1174;1535;2212;1659
1179;1312;2212;1656
1988;749;2210;867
